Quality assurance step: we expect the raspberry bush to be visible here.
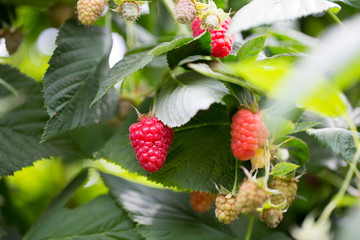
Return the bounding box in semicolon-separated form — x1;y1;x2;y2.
0;0;360;239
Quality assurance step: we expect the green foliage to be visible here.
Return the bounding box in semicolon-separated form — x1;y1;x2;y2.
101;172;238;240
237;35;268;62
42;20;118;142
0;64;88;176
307;128;360;162
24;170;142;240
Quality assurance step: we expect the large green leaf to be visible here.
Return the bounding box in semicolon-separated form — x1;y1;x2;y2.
166;32;212;69
155;72;229;127
100;101;240;192
24;170;142;240
307;128;359;162
0;64;88;176
228;0;341;34
101;172;239;240
91;35;203;105
42;20;118;142
335;0;360;8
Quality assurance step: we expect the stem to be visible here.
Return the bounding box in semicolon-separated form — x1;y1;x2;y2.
126;21;136;49
245;217;255;240
105;11;112;31
263;142;271;190
318;143;360;224
327;10;344;27
231;158;239;194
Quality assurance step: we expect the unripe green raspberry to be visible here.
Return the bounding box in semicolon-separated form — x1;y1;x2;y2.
117;1;141;22
260;208;283;228
215;194;238;224
174;0;196;24
269;177;298;209
235;180;268;214
77;0;105;26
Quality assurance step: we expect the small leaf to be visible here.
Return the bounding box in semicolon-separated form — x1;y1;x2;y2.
150;36;193;56
24;170;142;240
228;0;341;34
271;162;299;177
167;32;212;69
101;172;239;240
155;72;229;127
42;20;118;141
307;128;360;162
291;122;321;134
237;35;268;62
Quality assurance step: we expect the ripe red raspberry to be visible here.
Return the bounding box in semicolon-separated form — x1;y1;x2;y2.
231;108;270;161
129;116;173;172
260;208;283;228
191;16;234;58
215;194;238;224
269;177;298;209
77;0;105;26
190;191;216;213
235;180;268;214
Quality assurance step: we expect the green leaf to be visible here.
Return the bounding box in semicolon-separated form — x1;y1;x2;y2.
101;172;238;240
91;52;154;106
167;32;212;69
307;128;360;162
24;170;142;240
0;64;88;176
237;35;268;62
337;0;360;8
42;20;118;142
100;102;240;192
155;72;229;127
275;136;310;166
92;35;205;105
228;0;341;34
271;162;299;177
291;122;321;134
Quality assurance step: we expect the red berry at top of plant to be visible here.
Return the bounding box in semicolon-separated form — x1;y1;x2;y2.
231;108;270;161
191;16;234;58
129;115;174;173
77;0;105;26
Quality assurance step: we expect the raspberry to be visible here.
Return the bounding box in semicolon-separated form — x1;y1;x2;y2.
190;191;216;213
235;180;268;214
129;116;174;172
251;148;266;170
117;1;141;22
269;177;298;209
77;0;105;26
191;16;234;58
231;108;270;161
215;194;238;224
260;208;283;228
174;0;196;24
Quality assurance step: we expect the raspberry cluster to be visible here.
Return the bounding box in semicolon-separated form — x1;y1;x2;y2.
269;177;298;208
190;191;216;213
117;1;141;22
129;116;173;172
76;0;105;26
260;208;283;228
231;108;270;161
215;194;238;224
191;16;234;58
